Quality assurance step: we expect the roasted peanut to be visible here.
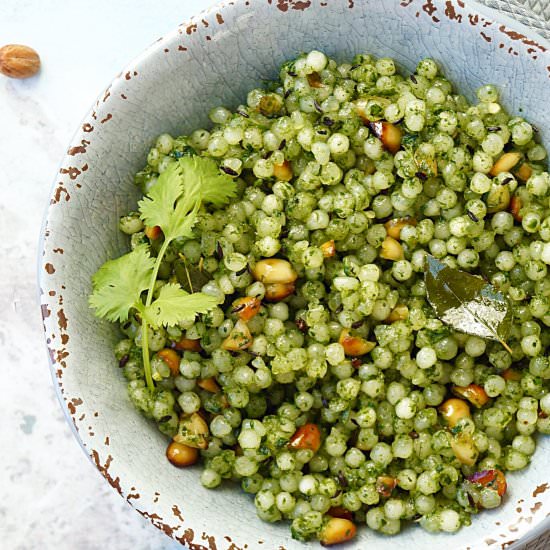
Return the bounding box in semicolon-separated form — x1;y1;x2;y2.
145;225;162;240
339;329;375;356
450;433;479;466
264;282;295;302
502;368;522;381
376;475;397;497
197;377;221;393
510;195;523;222
489;152;522;176
515;162;533;182
288;423;322;452
385;304;409;323
320;239;336;258
452;384;490;408
174;412;209;449
319;517;357;547
174;337;202;352
273;160;293;181
166;441;199;467
221;319;253;351
439;398;471;427
252;258;298;284
415;153;438;177
379;236;404;261
486;183;510;213
368;120;402;154
384;217;416;240
231;296;262;321
156;348;180;377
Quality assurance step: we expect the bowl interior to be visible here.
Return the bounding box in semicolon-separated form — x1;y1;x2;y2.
40;1;550;549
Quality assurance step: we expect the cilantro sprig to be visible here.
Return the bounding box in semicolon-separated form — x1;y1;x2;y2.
89;245;155;323
90;156;237;390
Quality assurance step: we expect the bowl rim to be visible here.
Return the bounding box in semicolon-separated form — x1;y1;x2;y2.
38;0;550;548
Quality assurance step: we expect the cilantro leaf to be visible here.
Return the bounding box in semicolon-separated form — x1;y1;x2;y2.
138;161;185;233
179;156;237;207
144;283;218;327
89;245;154;322
168;197;200;242
138;157;236;242
91;154;237;391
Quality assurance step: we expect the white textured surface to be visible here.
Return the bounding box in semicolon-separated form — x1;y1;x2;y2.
38;0;550;549
0;1;218;549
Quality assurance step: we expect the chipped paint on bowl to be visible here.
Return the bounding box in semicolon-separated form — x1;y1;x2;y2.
39;0;550;548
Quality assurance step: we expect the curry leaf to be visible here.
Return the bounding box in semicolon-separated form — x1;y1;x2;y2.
424;255;512;354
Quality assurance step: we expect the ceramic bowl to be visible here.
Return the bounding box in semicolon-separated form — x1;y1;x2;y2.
39;0;550;548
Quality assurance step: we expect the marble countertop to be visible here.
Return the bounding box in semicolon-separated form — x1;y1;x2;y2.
0;1;218;548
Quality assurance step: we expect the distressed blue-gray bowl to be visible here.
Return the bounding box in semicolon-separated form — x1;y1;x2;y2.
39;0;550;548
